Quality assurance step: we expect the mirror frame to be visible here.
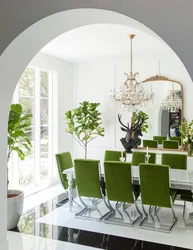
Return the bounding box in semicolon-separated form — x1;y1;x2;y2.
142;75;184;123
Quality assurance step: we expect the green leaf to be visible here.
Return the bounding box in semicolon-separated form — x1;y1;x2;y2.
64;101;105;153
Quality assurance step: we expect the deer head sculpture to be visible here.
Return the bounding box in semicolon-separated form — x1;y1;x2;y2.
118;114;144;140
118;113;145;153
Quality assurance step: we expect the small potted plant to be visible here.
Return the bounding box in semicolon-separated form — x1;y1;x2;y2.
7;104;32;229
180;120;193;156
65;101;105;158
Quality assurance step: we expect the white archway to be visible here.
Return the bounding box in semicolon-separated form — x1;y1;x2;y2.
0;8;192;247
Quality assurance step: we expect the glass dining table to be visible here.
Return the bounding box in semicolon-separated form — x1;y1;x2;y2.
63;166;193;212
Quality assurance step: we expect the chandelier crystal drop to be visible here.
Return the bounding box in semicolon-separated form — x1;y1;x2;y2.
109;34;155;112
160;85;182;112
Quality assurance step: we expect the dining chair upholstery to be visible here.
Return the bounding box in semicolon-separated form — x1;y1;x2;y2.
132;152;156;166
74;159;109;221
104;161;142;226
104;161;135;203
104;150;126;162
163;140;179;149
143;140;158;148
55;151;73;190
162;154;187;170
169;136;181;145
74;159;102;199
139;163;177;232
153;136;167;144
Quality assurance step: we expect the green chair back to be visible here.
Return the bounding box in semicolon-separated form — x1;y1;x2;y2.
104;161;134;203
74;159;102;199
153;136;167;144
169;136;181;145
162;153;187;170
163;140;179;149
139;163;172;208
55;151;73;189
132;152;156;166
104;150;126;162
143;140;158;148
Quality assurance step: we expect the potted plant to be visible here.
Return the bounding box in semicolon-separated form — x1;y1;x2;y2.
7;104;32;229
179;120;193;156
65;101;105;158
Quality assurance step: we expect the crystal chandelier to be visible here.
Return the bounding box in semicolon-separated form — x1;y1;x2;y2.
109;34;154;111
160;83;182;112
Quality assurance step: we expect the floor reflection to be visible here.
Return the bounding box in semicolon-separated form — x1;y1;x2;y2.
9;192;191;250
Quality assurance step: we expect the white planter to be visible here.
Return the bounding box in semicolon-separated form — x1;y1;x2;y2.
7;190;24;230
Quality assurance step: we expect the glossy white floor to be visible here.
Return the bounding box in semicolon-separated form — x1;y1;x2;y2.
7;184;193;250
7;231;98;250
7;184;100;250
37;198;193;249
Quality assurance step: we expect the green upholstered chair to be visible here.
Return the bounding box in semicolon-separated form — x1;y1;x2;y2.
132;152;156;166
55;152;80;206
163;140;179;149
162;154;187;170
143;140;158;148
139;163;177;232
104;161;142;226
104;150;126;162
74;159;110;221
153;136;167;144
170;136;181;145
55;152;73;189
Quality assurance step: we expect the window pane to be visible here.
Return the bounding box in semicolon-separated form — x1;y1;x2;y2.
19;68;35;97
40;153;49;180
20;97;35;125
40;126;48;152
40;99;49;125
19;157;35;187
40;71;49;98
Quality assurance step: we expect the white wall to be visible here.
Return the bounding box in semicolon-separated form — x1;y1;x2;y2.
73;51;193;162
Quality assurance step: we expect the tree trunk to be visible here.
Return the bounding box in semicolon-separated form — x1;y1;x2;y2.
85;145;87;159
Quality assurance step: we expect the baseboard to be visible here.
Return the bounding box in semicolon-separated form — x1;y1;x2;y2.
0;239;8;250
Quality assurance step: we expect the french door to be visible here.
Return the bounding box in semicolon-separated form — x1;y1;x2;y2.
8;67;57;195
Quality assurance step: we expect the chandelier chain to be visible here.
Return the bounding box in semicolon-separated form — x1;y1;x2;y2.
130;36;133;77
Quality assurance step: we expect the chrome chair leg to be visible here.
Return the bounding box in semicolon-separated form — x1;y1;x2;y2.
79;196;88;208
154;206;161;225
183;201;186;217
123;204;132;223
172;206;178;222
72;198;82;208
115;202;124;219
141;203;148;218
149;205;155;224
134;201;143;217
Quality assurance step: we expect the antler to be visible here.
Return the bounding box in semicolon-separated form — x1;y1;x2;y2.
118;114;129;130
131;115;144;131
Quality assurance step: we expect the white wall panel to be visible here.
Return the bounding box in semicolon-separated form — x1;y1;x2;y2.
73;52;192;161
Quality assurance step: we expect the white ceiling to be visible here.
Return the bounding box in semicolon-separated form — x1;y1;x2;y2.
40;24;172;63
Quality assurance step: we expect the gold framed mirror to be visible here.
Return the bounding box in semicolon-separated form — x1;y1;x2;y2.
140;75;184;139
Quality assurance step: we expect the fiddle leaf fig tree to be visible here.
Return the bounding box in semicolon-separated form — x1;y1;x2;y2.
7;104;32;163
65;101;105;158
134;110;149;133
